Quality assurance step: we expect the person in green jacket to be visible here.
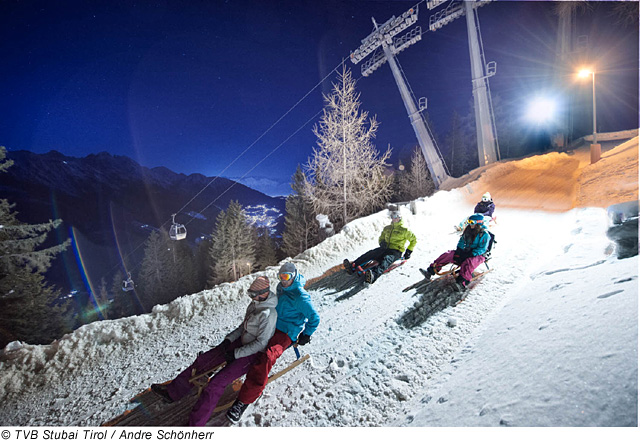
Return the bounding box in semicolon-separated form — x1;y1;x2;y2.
343;210;417;284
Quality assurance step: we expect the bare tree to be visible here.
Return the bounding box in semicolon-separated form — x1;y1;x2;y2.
399;146;435;200
305;66;392;229
282;166;318;257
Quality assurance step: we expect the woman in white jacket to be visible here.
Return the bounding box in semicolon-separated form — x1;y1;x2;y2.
151;276;277;426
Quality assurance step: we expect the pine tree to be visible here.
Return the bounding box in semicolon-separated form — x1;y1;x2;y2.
138;229;173;309
208;201;255;285
95;277;110;319
305;66;393;229
0;146;72;347
195;238;212;291
282;166;318;257
254;226;277;271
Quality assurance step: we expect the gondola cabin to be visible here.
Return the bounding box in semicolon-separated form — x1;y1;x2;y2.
170;214;187;241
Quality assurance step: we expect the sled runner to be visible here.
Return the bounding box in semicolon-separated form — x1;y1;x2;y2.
343;258;407;277
403;262;490;293
102;350;310;427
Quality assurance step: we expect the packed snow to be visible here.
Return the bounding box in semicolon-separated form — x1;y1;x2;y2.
0;137;637;434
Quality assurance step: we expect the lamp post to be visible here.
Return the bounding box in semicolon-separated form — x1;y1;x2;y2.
578;68;600;163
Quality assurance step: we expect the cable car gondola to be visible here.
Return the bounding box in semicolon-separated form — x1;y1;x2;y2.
122;273;135;292
169;213;187;241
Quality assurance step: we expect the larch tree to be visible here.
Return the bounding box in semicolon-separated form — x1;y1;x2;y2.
282;166;318;258
398;146;435;200
305;66;392;230
0;146;72;347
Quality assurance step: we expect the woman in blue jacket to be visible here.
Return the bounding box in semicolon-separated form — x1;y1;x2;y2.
420;213;490;291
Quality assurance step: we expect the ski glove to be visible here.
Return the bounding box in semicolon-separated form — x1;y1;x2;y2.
224;350;236;364
453;248;472;265
403;249;413;260
297;334;311;346
379;240;387;249
219;339;231;351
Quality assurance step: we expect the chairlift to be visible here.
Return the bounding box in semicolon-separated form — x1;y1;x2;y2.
169;213;187;241
122;273;135;292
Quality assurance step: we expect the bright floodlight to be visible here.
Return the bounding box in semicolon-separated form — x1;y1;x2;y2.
578;68;593;79
526;97;558;123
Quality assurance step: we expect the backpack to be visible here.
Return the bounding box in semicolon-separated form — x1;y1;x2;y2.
483;230;496;260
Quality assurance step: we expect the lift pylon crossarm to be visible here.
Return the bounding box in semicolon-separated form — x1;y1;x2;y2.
350;6;419;65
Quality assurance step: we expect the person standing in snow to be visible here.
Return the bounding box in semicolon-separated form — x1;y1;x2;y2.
226;262;320;423
455;192;496;231
343;210;417;284
150;276;277;426
421;213;491;291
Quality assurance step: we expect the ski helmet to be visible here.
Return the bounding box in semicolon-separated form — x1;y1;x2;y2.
279;262;297;283
481;192;492;202
467;213;486;229
390;211;402;222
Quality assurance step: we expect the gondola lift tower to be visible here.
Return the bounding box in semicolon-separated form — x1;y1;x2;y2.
350;4;449;188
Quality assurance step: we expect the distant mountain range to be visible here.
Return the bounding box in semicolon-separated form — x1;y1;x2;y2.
0;149;286;297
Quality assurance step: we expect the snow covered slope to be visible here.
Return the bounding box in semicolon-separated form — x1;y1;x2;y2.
0;139;637;427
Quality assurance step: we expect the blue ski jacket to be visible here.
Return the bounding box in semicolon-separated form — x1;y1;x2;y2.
275;273;320;342
457;230;490;257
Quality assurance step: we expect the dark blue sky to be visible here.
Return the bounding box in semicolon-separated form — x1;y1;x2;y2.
1;1;637;195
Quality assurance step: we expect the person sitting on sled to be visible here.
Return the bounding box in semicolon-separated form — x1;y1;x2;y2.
455;192;496;231
421;213;490;292
226;262;320;423
343;210;417;284
150;276;277;426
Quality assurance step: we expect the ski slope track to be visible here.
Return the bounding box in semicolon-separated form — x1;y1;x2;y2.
0;135;637;427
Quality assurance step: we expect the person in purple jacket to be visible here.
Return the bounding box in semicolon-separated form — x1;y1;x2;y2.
150;276;277;426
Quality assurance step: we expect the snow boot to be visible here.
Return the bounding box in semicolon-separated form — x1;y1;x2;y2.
226;399;248;423
151;384;173;404
343;259;354;274
419;267;435;280
364;269;375;284
452;275;469;292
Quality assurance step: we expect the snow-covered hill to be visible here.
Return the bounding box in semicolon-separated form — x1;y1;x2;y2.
0;138;637;430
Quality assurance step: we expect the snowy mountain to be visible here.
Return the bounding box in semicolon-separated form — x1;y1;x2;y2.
0;150;286;295
0;136;637;430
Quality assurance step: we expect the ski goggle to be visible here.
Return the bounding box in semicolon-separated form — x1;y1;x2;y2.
467;219;482;225
248;287;269;299
279;272;295;282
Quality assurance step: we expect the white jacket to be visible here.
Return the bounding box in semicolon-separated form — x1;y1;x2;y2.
225;291;278;359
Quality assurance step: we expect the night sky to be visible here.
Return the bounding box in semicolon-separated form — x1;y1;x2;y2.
1;0;638;195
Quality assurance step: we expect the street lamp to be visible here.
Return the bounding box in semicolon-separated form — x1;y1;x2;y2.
577;68;600;163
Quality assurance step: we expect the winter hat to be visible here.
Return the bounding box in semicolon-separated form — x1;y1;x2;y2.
467;213;486;229
481;192;492;202
249;276;270;294
279;262;297;282
248;276;270;300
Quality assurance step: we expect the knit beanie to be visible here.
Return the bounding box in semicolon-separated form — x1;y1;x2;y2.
249;276;270;293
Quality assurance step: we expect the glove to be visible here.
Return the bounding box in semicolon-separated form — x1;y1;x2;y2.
297;334;311;346
379;240;387;249
224;350;236;364
219;339;231;351
453;248;471;265
403;249;412;260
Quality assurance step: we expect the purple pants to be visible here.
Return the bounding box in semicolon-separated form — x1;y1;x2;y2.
431;250;485;282
165;339;259;426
